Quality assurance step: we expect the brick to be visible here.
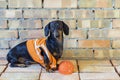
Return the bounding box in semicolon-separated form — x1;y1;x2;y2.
59;10;93;19
88;29;106;38
8;0;42;8
0;40;9;48
0;0;7;8
9;20;42;29
75;10;93;19
112;40;120;48
44;0;77;8
0;50;9;58
78;60;111;66
62;49;93;59
111;61;120;74
19;30;44;39
43;20;52;27
63;20;76;29
40;73;79;80
113;19;120;28
94;49;120;59
0;73;39;80
24;10;57;18
80;73;120;80
78;40;110;48
0;10;22;18
0;20;7;28
78;20;111;28
112;60;120;66
95;10;120;18
109;49;120;59
89;29;120;38
94;49;110;59
116;66;120;74
5;64;41;73
64;39;77;48
108;29;120;38
79;0;112;8
0;66;6;73
9;40;25;48
0;30;18;39
79;65;115;73
115;0;120;8
58;10;75;19
78;20;90;28
67;30;86;39
91;20;111;28
0;59;8;66
78;60;114;73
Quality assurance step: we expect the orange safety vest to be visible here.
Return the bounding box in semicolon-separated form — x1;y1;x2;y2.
26;38;56;69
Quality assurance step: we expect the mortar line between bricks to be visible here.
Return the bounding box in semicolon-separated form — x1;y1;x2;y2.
110;60;120;77
76;60;81;80
112;0;115;9
77;0;79;9
39;68;42;80
4;8;117;10
6;0;8;9
42;0;44;8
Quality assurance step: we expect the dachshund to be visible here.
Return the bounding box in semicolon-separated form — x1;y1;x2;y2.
7;20;69;72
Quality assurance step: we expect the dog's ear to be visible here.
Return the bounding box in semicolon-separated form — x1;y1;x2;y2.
62;21;69;35
44;22;50;36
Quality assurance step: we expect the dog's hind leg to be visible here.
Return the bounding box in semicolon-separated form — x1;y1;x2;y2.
18;57;36;66
10;59;25;67
10;57;27;67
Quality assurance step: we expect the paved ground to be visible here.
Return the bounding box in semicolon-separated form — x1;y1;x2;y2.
0;58;120;80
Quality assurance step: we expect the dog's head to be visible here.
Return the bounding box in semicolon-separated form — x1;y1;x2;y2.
44;20;69;60
44;20;69;40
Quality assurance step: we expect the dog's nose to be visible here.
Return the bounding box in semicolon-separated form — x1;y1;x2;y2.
56;34;60;38
55;32;60;38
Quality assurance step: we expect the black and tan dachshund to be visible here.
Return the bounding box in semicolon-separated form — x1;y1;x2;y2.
7;20;69;72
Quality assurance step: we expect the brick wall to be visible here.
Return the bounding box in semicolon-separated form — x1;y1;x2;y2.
0;0;120;60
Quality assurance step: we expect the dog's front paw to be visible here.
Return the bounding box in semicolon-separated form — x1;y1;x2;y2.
48;69;55;73
45;67;56;72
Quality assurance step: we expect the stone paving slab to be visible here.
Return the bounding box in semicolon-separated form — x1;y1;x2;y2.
78;60;115;73
78;60;111;66
79;66;115;73
112;60;120;66
0;60;120;80
80;73;120;80
0;50;8;58
0;66;6;73
0;73;39;80
116;66;120;74
112;60;120;74
40;73;79;80
0;59;8;66
5;64;41;73
0;79;37;80
42;60;78;73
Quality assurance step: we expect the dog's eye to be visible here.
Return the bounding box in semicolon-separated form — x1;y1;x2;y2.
58;26;63;30
55;23;59;26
